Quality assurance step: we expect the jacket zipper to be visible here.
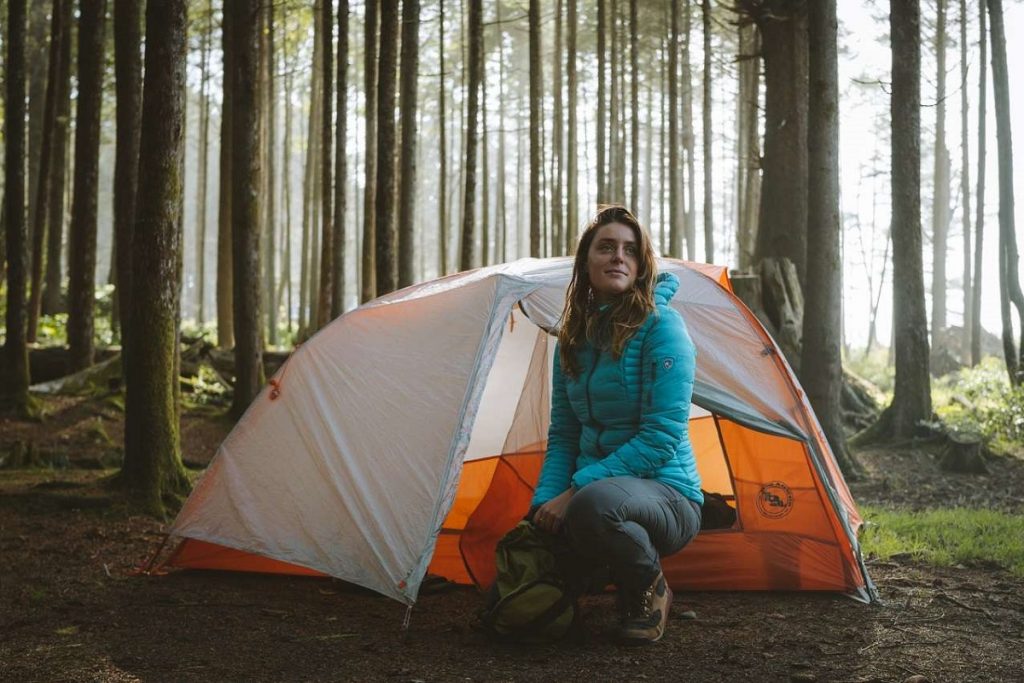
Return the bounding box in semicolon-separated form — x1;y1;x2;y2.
587;349;604;457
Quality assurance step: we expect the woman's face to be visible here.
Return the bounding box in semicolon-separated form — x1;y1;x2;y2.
586;222;640;302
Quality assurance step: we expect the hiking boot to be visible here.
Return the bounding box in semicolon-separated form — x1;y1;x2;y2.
615;571;673;644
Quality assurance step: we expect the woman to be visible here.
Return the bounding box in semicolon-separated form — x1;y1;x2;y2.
530;205;703;644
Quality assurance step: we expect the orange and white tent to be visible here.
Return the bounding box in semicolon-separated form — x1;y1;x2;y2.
164;257;876;605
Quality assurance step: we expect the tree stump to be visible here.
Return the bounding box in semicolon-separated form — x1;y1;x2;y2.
939;432;989;474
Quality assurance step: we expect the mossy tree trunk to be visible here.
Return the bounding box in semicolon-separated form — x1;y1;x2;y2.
195;0;213;327
229;0;265;419
67;0;107;373
112;0;142;377
121;0;190;515
216;0;235;350
3;0;31;413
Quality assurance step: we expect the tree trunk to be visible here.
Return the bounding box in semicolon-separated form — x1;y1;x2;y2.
397;0;419;287
217;0;235;349
971;0;987;366
196;0;213;327
888;0;932;436
596;0;607;204
229;0;265;419
552;0;564;256
42;0;72;317
362;0;379;301
284;58;294;333
702;0;713;263
746;0;808;286
497;0;510;261
27;0;48;247
565;0;578;250
736;21;760;270
264;1;278;343
67;0;107;373
988;0;1024;384
959;0;971;362
527;0;541;258
27;0;67;344
682;0;696;260
802;0;861;478
374;0;399;293
2;0;31;411
299;23;320;334
931;0;950;348
438;0;448;274
629;0;638;212
316;0;334;327
668;0;681;257
609;0;620;203
333;0;349;315
460;0;482;270
121;0;190;515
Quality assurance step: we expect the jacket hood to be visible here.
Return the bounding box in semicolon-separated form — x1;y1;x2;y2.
653;272;679;307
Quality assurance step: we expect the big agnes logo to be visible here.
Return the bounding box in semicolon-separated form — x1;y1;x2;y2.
756;481;794;519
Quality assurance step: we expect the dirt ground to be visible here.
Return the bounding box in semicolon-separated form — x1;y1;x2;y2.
2;395;1023;682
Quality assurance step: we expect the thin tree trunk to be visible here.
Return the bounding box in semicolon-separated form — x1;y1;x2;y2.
397;0;419;286
682;0;696;260
565;0;578;250
971;0;987;366
481;42;490;265
284;60;293;332
629;0;638;211
27;0;66;344
460;0;482;269
333;0;349;315
196;0;213;327
438;0;448;274
527;0;541;258
67;0;107;373
2;0;31;411
316;0;334;327
609;0;619;203
42;0;72;316
702;0;713;263
669;0;681;257
217;0;235;349
736;21;760;270
551;0;563;256
265;1;278;343
959;0;971;361
362;0;379;301
121;0;190;514
27;0;48;245
803;0;860;477
988;0;1024;383
375;0;399;293
596;0;607;203
931;0;950;346
299;23;320;334
230;0;265;418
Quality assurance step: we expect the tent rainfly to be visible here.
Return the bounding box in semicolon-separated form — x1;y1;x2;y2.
162;257;877;605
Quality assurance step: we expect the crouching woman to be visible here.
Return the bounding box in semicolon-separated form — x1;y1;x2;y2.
530;206;703;644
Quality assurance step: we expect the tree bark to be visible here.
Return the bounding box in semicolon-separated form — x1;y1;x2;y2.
629;0;638;212
682;0;696;260
217;0;235;349
888;0;932;435
971;0;987;366
736;21;761;270
460;0;482;269
374;0;399;293
2;0;31;411
802;0;861;478
701;0;713;263
552;0;564;256
566;0;578;250
596;0;607;204
397;0;419;287
42;0;72;317
67;0;107;373
438;0;448;273
362;0;379;301
264;1;278;343
121;0;190;514
27;0;49;246
196;0;213;327
316;0;334;327
528;0;541;258
988;0;1024;384
959;0;971;362
27;0;67;344
668;0;681;257
333;0;349;315
229;0;265;419
931;0;950;347
746;0;808;285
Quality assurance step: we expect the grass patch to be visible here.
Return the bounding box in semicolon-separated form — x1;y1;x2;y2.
860;505;1024;577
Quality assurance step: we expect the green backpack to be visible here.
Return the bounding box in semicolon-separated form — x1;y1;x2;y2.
480;521;577;641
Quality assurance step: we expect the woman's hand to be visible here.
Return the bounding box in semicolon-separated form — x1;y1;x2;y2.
533;488;575;534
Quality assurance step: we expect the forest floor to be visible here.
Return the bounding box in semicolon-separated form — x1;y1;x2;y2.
2;394;1023;682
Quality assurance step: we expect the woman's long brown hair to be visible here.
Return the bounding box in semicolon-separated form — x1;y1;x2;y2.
558;206;658;378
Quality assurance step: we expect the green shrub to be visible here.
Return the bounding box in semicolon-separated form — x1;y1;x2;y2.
934;357;1024;450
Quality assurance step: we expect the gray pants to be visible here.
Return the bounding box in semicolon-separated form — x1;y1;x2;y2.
562;477;702;592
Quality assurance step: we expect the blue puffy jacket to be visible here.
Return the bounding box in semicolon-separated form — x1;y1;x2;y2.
532;272;704;507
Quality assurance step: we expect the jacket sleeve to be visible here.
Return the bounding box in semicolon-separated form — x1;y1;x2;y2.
531;343;582;506
570;309;695;489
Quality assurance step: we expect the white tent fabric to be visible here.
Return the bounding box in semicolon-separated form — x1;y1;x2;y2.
169;257;861;604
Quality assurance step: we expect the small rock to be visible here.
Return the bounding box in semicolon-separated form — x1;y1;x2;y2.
902;676;930;683
789;673;816;682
